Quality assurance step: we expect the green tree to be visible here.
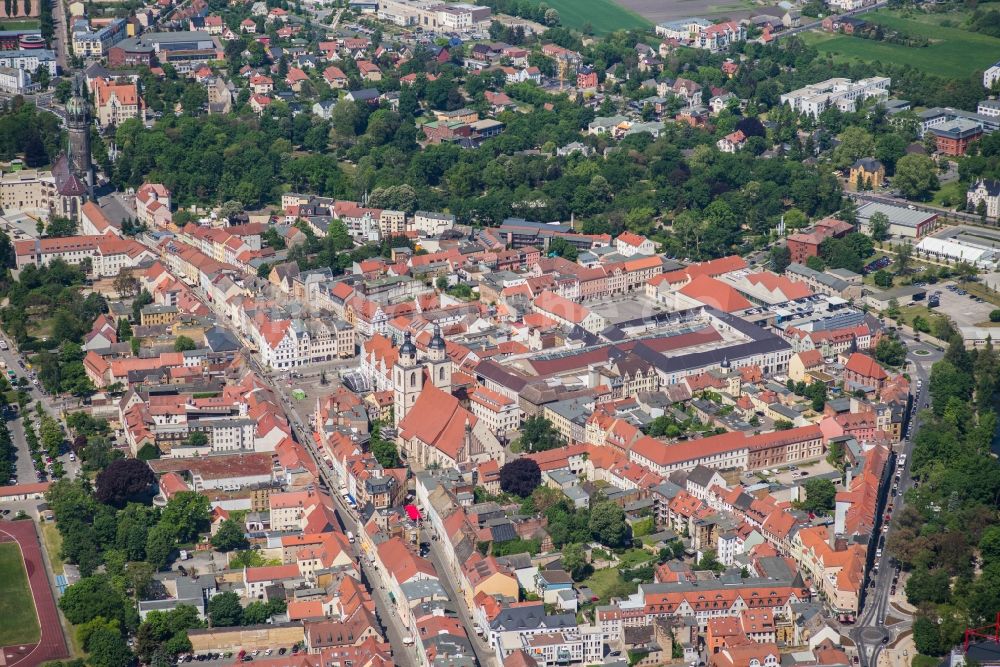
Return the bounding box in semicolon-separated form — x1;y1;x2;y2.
913;616;944;656
210;519;249;552
783;208;809;231
896;243;912;274
833;127;875;169
517;415;562;452
874;337;906;367
905;568;952;605
894;154;939;200
59;575;136;630
132;290;153;323
145;523;175;571
208;591;244;627
589;501;630;548
160;491;210;542
547;237;578;261
136;605;202;662
800;479;837;514
117;318;133;340
173;335;197;352
561;542;589;580
77;617;120;651
85;626;133;667
698;549;725;573
805;382;828;411
369;421;399;468
980;526;1000;565
45;216;78;238
869;211;890;241
241;599;286;625
769;245;791;273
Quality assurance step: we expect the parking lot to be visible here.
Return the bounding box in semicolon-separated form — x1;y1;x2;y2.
743;457;840;487
926;281;995;328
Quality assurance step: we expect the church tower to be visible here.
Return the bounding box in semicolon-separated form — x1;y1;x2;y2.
65;74;93;198
426;324;452;393
393;332;423;427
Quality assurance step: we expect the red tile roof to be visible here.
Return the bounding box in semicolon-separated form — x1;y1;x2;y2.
397;383;476;460
845;352;887;380
679;275;752;312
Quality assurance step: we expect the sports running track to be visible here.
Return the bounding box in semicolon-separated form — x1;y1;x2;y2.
0;521;68;667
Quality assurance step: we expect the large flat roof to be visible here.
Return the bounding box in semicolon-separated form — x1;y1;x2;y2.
857;201;936;228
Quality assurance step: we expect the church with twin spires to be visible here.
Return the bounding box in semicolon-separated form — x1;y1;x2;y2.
393;326;504;470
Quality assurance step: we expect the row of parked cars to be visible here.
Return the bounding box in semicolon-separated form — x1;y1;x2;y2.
180;647;300;665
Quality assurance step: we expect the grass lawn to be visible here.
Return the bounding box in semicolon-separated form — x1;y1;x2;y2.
582;567;639;603
931;181;967;208
531;0;651;34
40;522;64;576
912;656;938;667
0;19;40;30
898;303;950;333
800;10;1000;79
615;547;656;568
0;542;41;646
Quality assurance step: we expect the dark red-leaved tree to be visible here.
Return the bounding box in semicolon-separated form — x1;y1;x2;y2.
499;458;541;498
95;458;156;508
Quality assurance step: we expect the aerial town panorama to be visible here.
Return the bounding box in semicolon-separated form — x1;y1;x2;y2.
0;0;999;667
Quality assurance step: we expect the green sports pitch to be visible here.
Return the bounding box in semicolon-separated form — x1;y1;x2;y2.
0;541;41;646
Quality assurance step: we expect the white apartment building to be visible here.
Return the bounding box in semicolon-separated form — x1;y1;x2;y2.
413;210;455;236
518;630;604;667
655;17;712;39
376;0;489;28
0;65;37;94
92;239;156;278
0;49;58;76
978;99;1000;118
189;417;256;453
984;61;1000;90
469;386;521;437
780;77;891;119
434;2;491;29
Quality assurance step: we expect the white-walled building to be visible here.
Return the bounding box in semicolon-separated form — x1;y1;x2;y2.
780;77;890;118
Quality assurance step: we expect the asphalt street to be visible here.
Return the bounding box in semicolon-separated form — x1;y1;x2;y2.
0;331;82;486
850;330;940;667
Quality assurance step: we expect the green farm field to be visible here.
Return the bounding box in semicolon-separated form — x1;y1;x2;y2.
536;0;651;34
801;10;1000;79
0;541;41;646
